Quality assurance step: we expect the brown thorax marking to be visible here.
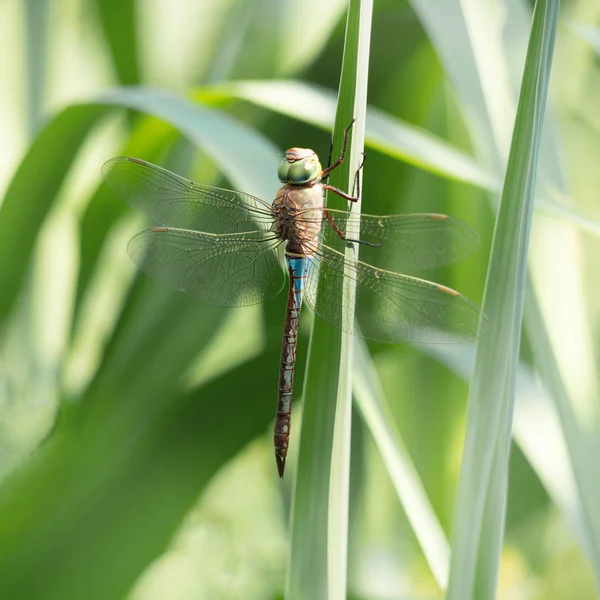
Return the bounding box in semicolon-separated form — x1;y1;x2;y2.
272;183;324;256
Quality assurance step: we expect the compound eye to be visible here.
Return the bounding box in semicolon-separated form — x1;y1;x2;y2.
277;159;290;183
288;158;321;184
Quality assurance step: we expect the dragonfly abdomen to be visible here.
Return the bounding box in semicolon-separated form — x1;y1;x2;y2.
274;254;313;478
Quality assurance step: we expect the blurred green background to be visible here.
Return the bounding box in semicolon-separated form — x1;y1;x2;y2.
0;0;599;598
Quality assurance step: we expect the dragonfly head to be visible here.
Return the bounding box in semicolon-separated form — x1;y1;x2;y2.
277;148;323;185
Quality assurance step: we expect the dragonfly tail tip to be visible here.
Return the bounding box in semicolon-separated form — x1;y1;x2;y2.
276;454;286;478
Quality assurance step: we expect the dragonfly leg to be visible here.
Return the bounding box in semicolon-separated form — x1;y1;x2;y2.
352;151;366;197
323;183;359;203
321;121;367;202
322;154;365;202
326;131;334;170
321;118;355;178
323;208;381;248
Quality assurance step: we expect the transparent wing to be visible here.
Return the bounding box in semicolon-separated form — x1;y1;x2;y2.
303;241;481;344
128;228;284;307
306;209;479;273
102;157;275;233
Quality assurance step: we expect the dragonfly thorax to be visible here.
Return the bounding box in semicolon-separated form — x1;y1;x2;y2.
277;148;323;185
272;184;324;255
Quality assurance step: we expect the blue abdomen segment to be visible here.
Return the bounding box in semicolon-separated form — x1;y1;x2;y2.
273;253;313;477
286;254;313;309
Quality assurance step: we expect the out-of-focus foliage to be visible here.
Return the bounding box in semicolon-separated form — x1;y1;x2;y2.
0;0;598;599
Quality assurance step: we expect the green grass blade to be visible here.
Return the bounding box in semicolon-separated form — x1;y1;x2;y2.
424;342;588;561
74;117;178;312
327;5;372;597
96;87;279;198
0;104;108;328
0;87;280;331
523;284;600;589
287;1;372;598
199;79;600;237
94;0;140;85
409;0;599;590
353;338;450;589
447;2;560;599
203;79;497;190
0;345;289;600
275;0;348;75
408;0;502;166
0;87;289;598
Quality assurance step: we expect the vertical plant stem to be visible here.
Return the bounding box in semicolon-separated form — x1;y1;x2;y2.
446;1;560;598
287;1;372;598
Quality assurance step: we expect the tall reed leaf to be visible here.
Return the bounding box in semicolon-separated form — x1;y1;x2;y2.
287;1;371;598
447;2;560;599
353;338;451;589
0;88;282;599
198;79;600;236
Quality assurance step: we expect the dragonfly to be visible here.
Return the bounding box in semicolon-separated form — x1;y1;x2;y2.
101;124;482;478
